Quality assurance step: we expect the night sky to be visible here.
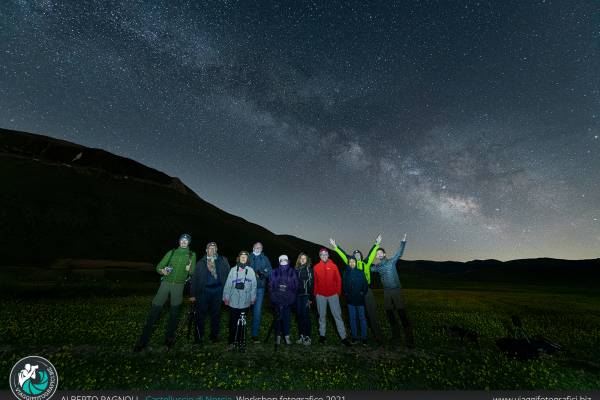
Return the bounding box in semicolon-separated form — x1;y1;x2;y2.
1;1;599;261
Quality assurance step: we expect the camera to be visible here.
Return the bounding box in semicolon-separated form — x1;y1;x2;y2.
235;281;245;290
165;266;173;274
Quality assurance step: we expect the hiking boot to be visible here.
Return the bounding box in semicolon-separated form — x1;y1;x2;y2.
252;336;261;344
319;335;326;344
361;339;368;346
284;335;292;345
165;338;175;350
303;336;312;346
226;343;235;351
341;338;352;347
132;342;146;353
350;338;358;345
276;335;281;345
296;335;305;344
209;336;219;343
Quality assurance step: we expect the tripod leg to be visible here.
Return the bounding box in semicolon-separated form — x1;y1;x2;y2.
241;316;246;352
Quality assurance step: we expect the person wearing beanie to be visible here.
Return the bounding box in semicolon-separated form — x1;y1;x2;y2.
189;242;230;344
330;234;383;343
313;248;351;347
134;234;196;352
249;242;273;343
223;250;257;349
370;233;415;348
294;252;314;345
269;254;299;346
342;256;369;345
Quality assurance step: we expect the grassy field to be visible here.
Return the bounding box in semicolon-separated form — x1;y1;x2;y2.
1;286;599;390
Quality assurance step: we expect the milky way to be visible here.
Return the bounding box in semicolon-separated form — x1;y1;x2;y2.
1;1;599;261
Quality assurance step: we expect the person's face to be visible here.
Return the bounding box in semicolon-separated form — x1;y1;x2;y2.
179;238;189;248
280;259;288;266
240;254;248;264
349;259;357;268
376;249;385;260
207;244;217;256
319;252;329;262
300;254;307;265
354;252;362;261
253;243;263;253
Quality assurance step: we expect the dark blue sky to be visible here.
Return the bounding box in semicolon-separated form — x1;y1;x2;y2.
1;0;599;261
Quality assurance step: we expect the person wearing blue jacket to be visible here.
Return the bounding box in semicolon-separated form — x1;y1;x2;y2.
189;242;230;344
342;256;369;345
370;234;415;348
249;242;273;343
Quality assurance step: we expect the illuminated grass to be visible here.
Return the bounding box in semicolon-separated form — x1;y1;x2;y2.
0;288;598;390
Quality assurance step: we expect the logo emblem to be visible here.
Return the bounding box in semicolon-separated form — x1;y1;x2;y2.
9;356;58;400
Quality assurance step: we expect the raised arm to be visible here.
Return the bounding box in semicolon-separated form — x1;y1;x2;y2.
330;238;349;265
389;235;407;265
364;234;382;269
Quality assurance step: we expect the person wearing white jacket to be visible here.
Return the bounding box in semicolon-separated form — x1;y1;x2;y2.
223;250;257;348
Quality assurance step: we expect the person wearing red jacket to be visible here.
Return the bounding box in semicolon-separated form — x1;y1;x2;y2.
313;248;351;346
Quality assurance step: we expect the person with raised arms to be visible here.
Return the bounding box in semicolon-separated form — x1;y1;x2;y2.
330;234;383;343
370;234;415;348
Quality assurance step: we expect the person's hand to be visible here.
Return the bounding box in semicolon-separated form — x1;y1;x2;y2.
375;234;382;245
308;300;312;306
251;299;256;305
189;297;196;302
160;268;168;276
223;299;229;306
402;233;407;242
185;264;191;272
329;238;336;247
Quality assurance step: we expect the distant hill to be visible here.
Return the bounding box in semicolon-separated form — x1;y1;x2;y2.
0;128;324;267
394;257;600;289
1;128;598;291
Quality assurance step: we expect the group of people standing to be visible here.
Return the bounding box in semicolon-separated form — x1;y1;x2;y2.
133;233;414;352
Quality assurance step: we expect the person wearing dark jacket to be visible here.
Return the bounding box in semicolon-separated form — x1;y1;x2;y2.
294;252;314;345
342;256;369;345
249;242;273;343
269;255;299;346
330;234;383;343
189;241;230;344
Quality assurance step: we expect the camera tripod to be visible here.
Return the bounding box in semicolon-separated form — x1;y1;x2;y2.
233;311;247;352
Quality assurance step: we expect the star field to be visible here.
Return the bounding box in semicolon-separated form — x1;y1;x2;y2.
1;0;599;261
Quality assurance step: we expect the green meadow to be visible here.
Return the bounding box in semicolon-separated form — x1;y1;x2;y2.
1;284;599;390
